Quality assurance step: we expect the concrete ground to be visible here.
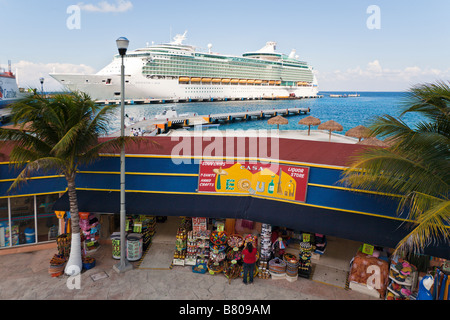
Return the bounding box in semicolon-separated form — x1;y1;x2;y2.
0;223;380;301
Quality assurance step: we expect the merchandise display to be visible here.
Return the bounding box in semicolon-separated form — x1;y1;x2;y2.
162;216;449;299
80;213;100;253
386;257;418;300
298;241;313;278
348;250;390;299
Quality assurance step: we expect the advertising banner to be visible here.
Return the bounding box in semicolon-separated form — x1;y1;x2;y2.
198;160;309;203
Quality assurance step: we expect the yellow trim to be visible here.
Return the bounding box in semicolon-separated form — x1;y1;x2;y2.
97;153;346;170
0;190;66;199
77;171;198;177
0;175;65;183
307;183;403;198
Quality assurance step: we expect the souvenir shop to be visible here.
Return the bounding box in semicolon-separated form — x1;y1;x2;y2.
47;210;449;301
157;216;450;301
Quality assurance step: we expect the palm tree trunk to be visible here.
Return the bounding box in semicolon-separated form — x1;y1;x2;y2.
64;172;83;276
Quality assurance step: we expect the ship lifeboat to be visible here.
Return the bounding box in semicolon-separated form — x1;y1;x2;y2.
202;78;212;83
268;80;275;85
239;79;247;84
247;79;255;84
230;79;239;84
221;78;230;83
212;78;221;83
191;78;201;82
276;80;281;85
254;80;262;85
179;77;190;82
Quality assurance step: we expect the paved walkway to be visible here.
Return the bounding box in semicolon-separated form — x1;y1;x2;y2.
0;240;379;301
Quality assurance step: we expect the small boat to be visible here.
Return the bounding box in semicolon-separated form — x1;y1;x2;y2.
153;107;195;120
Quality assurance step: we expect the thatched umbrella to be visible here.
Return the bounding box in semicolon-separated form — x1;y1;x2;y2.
268;115;288;131
298;116;321;136
345;125;371;141
318;120;343;141
357;137;388;147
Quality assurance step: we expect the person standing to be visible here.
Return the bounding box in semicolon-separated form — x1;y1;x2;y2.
242;242;257;285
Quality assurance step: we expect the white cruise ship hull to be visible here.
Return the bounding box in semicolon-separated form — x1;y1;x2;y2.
50;73;318;101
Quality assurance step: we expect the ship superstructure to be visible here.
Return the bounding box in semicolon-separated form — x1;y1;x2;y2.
0;61;20;108
50;32;318;101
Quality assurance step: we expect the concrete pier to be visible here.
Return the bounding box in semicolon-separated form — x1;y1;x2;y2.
107;107;310;137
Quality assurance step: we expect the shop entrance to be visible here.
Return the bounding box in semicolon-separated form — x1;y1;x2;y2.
138;216;182;270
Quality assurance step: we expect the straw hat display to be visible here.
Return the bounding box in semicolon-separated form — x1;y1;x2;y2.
318;120;343;141
298;116;321;136
345;125;371;141
268;115;288;130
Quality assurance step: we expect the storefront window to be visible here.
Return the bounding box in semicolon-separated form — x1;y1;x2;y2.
10;196;35;246
36;194;60;242
0;198;8;247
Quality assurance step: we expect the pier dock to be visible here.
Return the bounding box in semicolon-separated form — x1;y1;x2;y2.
96;95;322;106
107;107;310;137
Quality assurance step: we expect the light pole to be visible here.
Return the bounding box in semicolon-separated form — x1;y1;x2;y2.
113;36;132;274
39;77;44;95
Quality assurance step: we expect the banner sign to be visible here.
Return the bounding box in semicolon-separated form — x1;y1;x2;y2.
198;160;309;203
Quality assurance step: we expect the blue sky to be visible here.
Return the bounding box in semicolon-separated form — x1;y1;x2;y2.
1;0;449;91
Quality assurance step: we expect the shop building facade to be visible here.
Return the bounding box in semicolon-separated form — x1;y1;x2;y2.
0;135;449;260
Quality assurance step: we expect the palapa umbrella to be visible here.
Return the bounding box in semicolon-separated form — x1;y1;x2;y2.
318;120;343;141
298;116;321;136
357;137;388;147
345;125;371;141
268;115;288;131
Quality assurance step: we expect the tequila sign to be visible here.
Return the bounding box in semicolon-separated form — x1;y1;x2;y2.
198;161;309;203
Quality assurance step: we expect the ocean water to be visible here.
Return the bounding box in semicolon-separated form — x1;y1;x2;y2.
107;91;423;135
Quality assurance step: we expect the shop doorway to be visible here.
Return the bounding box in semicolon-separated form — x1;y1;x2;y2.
138;216;182;270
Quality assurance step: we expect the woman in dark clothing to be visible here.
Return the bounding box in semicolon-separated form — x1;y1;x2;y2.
242;242;257;284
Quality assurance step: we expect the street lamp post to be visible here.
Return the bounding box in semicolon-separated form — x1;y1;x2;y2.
39;77;44;95
113;37;132;274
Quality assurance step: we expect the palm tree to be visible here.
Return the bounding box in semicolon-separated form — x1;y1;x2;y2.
0;91;130;275
340;81;449;257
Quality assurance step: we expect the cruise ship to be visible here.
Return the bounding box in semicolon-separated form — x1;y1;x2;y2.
50;32;319;101
0;61;20;108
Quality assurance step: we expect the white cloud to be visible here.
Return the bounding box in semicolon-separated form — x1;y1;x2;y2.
77;0;133;13
316;60;450;91
12;60;96;91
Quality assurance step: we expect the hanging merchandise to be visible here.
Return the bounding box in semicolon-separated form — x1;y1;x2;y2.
260;224;272;261
80;213;100;253
272;237;286;258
